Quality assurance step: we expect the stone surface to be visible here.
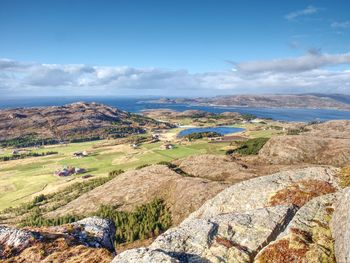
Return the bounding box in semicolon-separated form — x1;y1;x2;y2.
0;226;36;258
185;166;339;222
331;187;350;263
255;193;337;263
113;205;298;263
72;216;116;252
112;248;180;263
0;217;115;262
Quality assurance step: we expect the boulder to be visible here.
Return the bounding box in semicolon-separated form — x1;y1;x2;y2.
331;187;350;263
0;217;115;262
71;216;116;252
0;226;36;258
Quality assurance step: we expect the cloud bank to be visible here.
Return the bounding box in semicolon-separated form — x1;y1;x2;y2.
1;53;350;96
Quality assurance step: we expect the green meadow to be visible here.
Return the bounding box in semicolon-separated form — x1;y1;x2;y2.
0;135;230;210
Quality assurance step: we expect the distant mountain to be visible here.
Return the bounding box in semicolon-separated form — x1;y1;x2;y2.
305;93;350;105
147;94;350;110
0;102;173;147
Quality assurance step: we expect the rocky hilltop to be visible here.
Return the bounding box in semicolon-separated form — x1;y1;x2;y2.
113;166;349;263
0;102;172;146
259;121;350;167
146;94;350;110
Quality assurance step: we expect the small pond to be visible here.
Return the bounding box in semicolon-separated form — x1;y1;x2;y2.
178;126;245;138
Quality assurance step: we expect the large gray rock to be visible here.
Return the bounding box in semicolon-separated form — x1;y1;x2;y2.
40;216;116;252
331;187;350;263
255;193;337;263
114;205;297;263
185;166;339;222
72;216;116;252
0;226;35;257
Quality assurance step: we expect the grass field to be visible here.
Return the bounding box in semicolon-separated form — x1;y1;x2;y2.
0;132;230;210
0;121;284;211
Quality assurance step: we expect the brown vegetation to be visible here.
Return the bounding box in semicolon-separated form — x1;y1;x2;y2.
268;180;336;207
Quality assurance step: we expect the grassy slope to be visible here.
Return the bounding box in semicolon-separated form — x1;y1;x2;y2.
0;134;229;210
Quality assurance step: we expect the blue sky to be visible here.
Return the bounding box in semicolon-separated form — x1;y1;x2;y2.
1;0;350;96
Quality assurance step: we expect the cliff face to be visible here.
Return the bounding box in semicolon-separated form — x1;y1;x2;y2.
113;166;349;263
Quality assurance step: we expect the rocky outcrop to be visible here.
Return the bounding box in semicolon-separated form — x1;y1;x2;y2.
258;135;350;167
255;193;337;263
112;166;341;262
186;167;339;221
0;217;115;262
331;188;350;263
47;165;226;225
150;205;297;262
72;217;116;252
0;226;36;258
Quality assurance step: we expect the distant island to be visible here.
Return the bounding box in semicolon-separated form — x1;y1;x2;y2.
144;94;350;110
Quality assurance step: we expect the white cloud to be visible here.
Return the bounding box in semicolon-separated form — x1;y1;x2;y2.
233;52;350;73
0;57;350;96
331;21;350;29
285;5;319;21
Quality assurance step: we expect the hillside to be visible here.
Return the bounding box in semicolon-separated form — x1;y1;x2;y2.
146;94;350;110
0;102;173;147
258;120;350;166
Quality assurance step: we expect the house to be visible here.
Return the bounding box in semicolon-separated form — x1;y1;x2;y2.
73;151;89;157
152;133;160;139
55;167;75;177
54;166;86;176
161;143;174;150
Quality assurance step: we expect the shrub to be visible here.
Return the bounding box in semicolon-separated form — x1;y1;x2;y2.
157;161;192;177
136;164;151;170
94;199;171;244
184;131;221;140
230;137;269;155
